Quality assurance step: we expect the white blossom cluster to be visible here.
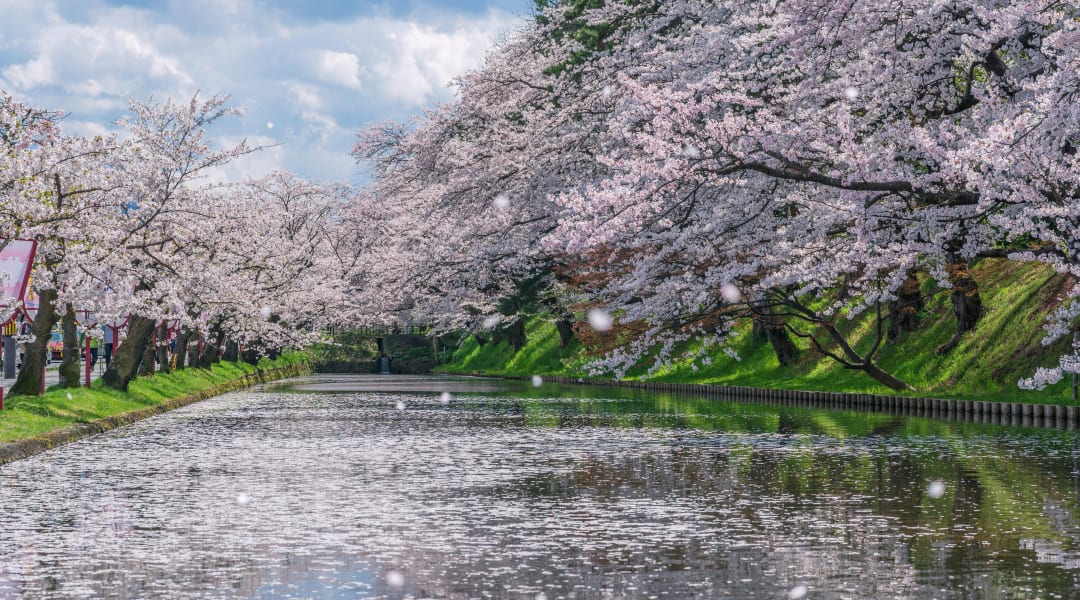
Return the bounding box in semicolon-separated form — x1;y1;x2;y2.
344;0;1080;390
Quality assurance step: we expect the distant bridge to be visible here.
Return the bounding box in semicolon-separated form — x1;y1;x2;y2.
329;324;434;337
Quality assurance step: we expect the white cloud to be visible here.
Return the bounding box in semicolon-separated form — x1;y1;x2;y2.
62;120;113;138
315;50;363;91
3;56;55;90
366;13;518;106
65;79;106;97
0;0;527;183
287;82;323;111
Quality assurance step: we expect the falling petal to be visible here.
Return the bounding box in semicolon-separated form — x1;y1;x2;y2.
236;493;251;505
482;316;501;330
721;284;742;304
927;480;946;499
266;121;274;129
396;400;406;411
386;571;405;588
259;306;272;319
531;375;543;387
844;86;859;100
439;391;452;405
587;309;613;332
493;193;510;210
788;585;808;599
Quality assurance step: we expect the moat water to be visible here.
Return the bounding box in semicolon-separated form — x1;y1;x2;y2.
2;374;1080;598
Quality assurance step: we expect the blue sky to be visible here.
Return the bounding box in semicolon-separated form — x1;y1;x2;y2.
0;0;534;184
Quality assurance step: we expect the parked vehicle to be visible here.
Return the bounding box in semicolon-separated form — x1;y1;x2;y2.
49;332;63;361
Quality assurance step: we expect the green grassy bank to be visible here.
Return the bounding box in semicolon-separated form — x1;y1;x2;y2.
438;259;1078;405
0;353;309;445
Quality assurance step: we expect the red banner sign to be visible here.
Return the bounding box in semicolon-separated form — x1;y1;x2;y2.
0;239;37;323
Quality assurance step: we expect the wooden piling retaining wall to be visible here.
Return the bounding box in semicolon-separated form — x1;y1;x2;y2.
514;375;1080;430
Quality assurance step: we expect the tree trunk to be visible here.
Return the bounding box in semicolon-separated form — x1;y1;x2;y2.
938;262;982;354
222;339;239;362
102;316;156;391
139;325;156;376
155;322;171;374
505;319;526;353
241;348;260;365
555;319;575;348
186;336;199;364
267;347;280;360
473;333;488;347
58;304;81;388
10;288;59;396
819;318;914;391
888;270;923;341
198;324;224;368
764;324;799;366
751;299;798;366
173;327;190;370
859;361;915;391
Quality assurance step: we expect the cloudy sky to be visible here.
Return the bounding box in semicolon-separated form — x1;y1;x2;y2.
0;0;533;184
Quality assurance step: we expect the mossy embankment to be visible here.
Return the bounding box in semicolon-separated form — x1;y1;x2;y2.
0;353;310;463
438;259;1078;404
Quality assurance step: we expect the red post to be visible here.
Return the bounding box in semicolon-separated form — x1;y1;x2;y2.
85;334;91;387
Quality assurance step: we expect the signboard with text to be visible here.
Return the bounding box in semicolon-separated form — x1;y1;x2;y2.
0;239;37;324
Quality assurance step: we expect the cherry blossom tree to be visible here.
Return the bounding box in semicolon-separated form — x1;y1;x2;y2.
543;0;1079;390
351;0;1078;391
0;92;128;394
350;2;655;344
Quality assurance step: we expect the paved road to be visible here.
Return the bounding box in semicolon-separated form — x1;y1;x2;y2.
2;360;105;398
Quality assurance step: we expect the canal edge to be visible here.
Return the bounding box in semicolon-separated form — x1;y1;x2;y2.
0;363;311;467
471;373;1080;430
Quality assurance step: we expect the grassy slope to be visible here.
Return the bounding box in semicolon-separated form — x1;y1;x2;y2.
0;353;308;443
439;259;1077;404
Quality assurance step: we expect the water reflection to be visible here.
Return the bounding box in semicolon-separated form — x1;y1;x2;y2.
0;374;1078;598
